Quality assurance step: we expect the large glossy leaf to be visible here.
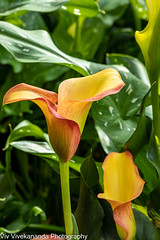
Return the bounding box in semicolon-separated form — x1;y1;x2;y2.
80;154;99;189
134;147;159;194
0;0;70;16
123;89;152;155
5;120;47;150
16;63;68;87
99;0;129;26
9;140;84;175
0;21;89;76
62;0;102;17
134;209;156;240
75;178;104;239
92;67;149;153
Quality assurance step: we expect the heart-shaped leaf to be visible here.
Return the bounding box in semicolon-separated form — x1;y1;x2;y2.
0;21;89;76
92;67;149;153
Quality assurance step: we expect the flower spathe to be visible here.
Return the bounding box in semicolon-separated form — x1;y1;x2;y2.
98;151;145;240
135;0;160;80
3;68;124;162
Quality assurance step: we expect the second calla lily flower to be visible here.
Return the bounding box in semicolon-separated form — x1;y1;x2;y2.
3;68;124;162
98;151;145;240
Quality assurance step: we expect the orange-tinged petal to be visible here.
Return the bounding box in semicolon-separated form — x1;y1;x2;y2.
98;151;145;240
3;83;80;162
114;202;136;240
3;83;58;105
34;99;80;162
58;68;125;132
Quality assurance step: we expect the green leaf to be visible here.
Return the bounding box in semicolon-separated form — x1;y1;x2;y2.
0;45;23;73
80;154;99;189
72;214;79;235
10;141;54;154
0;0;70;16
99;0;129;26
20;12;48;30
62;0;102;17
53;11;105;60
0;171;13;209
134;209;156;240
9;140;84;176
0;21;89;76
148;184;160;229
147;131;160;176
17;63;68;87
5;120;47;150
123;88;152;155
99;199;120;240
92;67;149;153
130;0;148;21
0;198;46;233
75;178;104;239
79;17;105;59
134;146;159;194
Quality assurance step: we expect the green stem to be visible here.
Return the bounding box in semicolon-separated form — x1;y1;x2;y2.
59;160;73;236
28;223;64;233
74;16;85;52
5;149;11;172
130;0;141;30
75;17;81;52
151;80;160;140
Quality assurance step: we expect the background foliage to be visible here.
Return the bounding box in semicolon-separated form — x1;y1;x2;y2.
0;0;159;239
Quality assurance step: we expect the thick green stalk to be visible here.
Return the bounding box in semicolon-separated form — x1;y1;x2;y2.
130;0;141;30
59;160;73;236
151;79;160;140
74;16;85;52
28;223;64;232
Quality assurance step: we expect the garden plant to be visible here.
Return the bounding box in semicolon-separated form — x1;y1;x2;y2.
0;0;160;239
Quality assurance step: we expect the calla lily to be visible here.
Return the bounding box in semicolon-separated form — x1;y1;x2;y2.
98;151;145;240
135;0;160;80
3;68;124;162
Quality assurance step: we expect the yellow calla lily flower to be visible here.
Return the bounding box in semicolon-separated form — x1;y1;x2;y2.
135;0;160;79
3;68;124;162
98;151;145;240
